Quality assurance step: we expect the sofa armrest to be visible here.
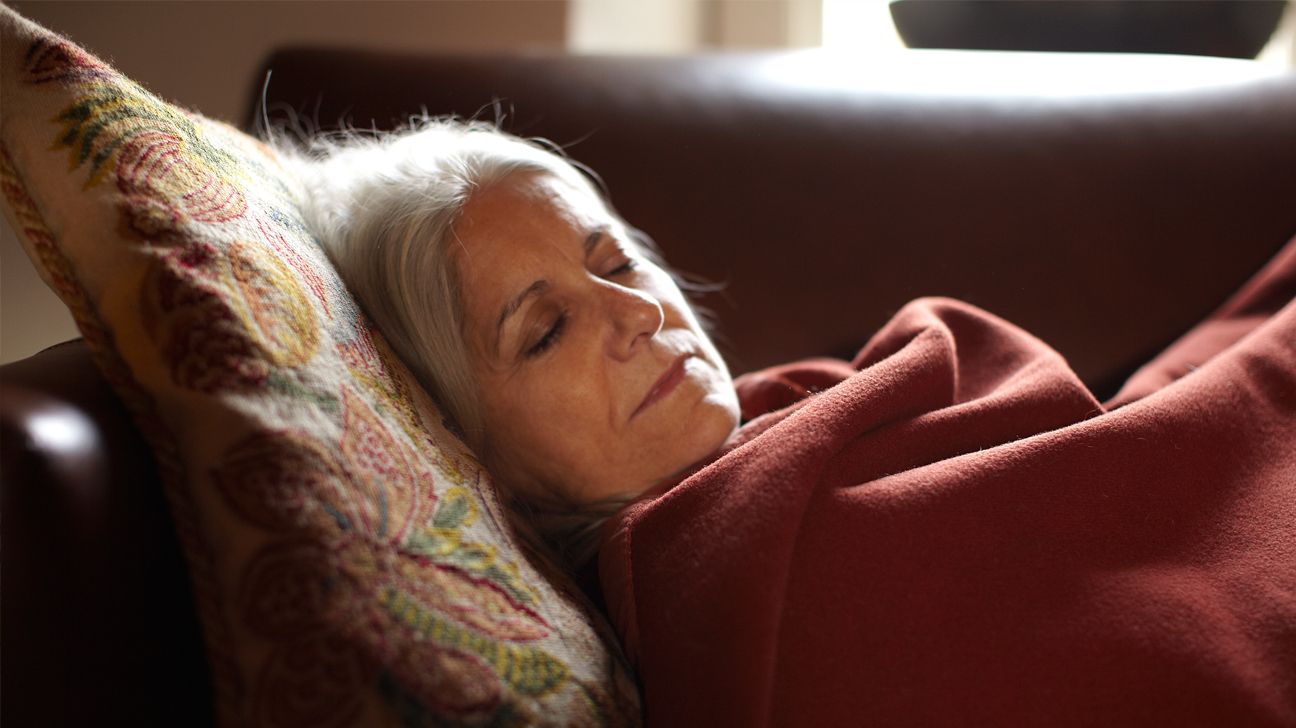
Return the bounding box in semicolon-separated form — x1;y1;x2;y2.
0;341;213;725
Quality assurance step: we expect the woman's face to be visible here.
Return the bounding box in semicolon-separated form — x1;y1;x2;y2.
454;171;739;504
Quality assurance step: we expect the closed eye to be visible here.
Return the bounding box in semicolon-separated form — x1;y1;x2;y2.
525;311;568;358
604;258;637;277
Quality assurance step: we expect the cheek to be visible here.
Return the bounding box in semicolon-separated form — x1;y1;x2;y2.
642;266;683;302
642;273;699;330
481;362;610;465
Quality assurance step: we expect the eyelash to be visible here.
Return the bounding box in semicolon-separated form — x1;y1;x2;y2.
522;257;638;359
607;259;637;277
526;311;568;358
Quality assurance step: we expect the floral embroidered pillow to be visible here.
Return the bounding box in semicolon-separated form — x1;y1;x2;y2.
0;8;639;726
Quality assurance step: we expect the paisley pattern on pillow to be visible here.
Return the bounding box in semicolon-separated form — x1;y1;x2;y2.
0;9;639;726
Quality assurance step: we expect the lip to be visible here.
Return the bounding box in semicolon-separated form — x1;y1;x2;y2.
631;354;690;420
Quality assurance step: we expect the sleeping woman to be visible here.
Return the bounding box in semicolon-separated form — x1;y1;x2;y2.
277;121;741;570
279;121;1296;727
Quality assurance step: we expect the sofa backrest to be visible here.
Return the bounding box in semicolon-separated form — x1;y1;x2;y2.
255;48;1296;397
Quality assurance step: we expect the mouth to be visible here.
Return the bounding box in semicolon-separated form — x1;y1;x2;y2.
631;354;690;420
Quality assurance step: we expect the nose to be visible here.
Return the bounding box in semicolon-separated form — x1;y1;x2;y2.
604;284;664;361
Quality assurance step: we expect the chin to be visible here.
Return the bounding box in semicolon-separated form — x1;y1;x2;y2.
684;392;741;464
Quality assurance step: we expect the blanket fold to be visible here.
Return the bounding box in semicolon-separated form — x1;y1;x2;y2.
601;238;1296;727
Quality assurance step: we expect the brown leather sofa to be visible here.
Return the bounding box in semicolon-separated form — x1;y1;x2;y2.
4;48;1294;725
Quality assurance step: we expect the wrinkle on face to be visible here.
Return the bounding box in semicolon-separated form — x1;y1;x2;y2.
451;171;740;504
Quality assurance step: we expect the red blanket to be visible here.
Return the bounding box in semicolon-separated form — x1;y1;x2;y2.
600;239;1296;726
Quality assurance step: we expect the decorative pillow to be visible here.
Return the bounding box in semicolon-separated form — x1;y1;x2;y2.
0;8;639;726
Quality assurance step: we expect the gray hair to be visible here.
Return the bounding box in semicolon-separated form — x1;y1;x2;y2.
271;118;639;572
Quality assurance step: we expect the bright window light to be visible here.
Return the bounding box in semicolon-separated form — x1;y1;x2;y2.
821;0;907;54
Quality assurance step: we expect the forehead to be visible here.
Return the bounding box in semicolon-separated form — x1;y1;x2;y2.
455;172;606;262
452;172;609;333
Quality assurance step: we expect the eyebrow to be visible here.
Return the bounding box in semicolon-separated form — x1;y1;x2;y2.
493;230;606;352
583;229;602;257
497;280;549;345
